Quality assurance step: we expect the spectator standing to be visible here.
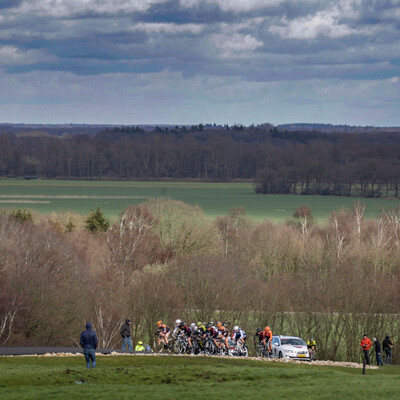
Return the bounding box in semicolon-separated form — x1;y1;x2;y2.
80;322;98;369
360;334;372;365
382;335;393;365
373;337;383;366
120;319;133;352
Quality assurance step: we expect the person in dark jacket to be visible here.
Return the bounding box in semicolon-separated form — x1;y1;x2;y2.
120;319;133;352
80;322;98;369
373;337;383;366
382;335;393;365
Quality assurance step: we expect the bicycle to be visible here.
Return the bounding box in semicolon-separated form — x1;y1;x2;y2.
254;342;270;358
204;337;217;356
173;334;191;354
153;332;174;353
308;346;317;361
229;340;248;357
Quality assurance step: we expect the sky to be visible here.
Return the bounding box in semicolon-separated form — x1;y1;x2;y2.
0;0;399;126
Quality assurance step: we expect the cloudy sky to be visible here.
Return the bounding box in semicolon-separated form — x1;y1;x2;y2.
0;0;399;126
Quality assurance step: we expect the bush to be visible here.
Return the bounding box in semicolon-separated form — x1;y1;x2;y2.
10;209;34;224
85;207;110;233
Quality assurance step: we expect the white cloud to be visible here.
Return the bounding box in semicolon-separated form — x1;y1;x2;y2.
269;0;371;39
180;0;284;12
14;0;168;17
130;23;204;35
211;33;263;58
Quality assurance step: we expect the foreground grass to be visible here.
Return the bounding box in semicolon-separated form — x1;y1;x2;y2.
1;355;399;399
0;179;399;222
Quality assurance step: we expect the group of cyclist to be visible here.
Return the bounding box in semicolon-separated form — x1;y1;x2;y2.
155;319;318;358
155;319;247;354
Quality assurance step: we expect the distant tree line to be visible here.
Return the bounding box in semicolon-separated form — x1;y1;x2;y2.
0;127;400;197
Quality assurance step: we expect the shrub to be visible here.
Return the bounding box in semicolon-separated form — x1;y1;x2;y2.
85;207;110;233
10;209;34;224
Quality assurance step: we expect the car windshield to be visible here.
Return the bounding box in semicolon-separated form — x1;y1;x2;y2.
281;338;306;346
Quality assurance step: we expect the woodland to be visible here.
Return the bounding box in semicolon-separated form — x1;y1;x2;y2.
0;126;400;197
1;200;400;362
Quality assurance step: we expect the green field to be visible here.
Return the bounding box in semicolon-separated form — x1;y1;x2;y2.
0;355;398;400
0;179;398;222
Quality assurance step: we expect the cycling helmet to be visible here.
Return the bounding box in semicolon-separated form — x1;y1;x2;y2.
197;321;203;326
217;322;222;328
206;323;211;328
190;323;196;328
138;341;143;345
175;319;182;325
256;328;261;332
265;326;271;331
311;337;314;341
233;325;239;331
157;320;162;326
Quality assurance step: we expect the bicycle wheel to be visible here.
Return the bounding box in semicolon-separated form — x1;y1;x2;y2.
173;340;182;354
204;340;214;356
153;338;164;353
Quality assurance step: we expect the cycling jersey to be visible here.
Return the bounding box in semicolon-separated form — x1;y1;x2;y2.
253;331;265;343
264;329;272;340
307;340;316;348
218;326;229;337
179;324;192;337
198;325;206;334
207;327;218;338
158;324;170;334
234;329;246;341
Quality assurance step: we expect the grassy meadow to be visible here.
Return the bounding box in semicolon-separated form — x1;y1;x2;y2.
1;355;399;400
0;179;399;222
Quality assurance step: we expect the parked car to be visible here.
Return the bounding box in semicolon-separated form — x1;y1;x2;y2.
270;335;310;360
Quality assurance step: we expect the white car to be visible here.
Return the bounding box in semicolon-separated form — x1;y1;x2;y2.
270;335;310;361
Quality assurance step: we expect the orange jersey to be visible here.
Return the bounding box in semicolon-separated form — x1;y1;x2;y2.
264;329;272;340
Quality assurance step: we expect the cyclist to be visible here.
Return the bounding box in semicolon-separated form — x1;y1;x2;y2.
206;323;219;349
172;319;182;336
233;325;246;345
197;321;206;334
190;323;198;335
217;322;230;351
263;326;273;353
156;320;170;346
307;337;317;360
195;322;206;351
177;321;193;348
253;328;265;344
